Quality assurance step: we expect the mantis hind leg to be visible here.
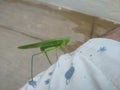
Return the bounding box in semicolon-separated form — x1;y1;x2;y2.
55;49;58;60
44;52;52;65
31;52;42;80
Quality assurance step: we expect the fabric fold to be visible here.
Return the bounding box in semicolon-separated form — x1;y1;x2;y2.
20;38;120;90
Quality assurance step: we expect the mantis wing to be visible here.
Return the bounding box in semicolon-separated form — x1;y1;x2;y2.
18;37;70;49
18;41;43;49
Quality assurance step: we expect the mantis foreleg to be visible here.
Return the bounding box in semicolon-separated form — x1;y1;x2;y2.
60;46;68;54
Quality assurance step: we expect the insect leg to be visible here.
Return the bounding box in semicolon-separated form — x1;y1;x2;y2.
60;46;68;54
31;52;42;80
44;52;52;65
55;49;58;60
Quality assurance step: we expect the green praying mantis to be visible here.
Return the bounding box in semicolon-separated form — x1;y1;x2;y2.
18;37;70;81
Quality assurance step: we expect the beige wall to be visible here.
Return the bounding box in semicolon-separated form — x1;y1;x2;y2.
37;0;120;24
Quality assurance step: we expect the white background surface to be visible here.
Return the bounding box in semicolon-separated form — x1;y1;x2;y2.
37;0;120;24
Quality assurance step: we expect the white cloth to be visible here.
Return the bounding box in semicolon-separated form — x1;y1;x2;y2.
20;38;120;90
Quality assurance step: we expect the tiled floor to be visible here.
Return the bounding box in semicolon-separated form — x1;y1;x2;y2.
0;0;119;90
102;27;120;41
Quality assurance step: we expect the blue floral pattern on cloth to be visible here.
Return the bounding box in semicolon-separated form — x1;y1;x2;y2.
48;72;53;76
65;65;75;85
28;80;37;88
45;79;50;85
97;46;107;52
